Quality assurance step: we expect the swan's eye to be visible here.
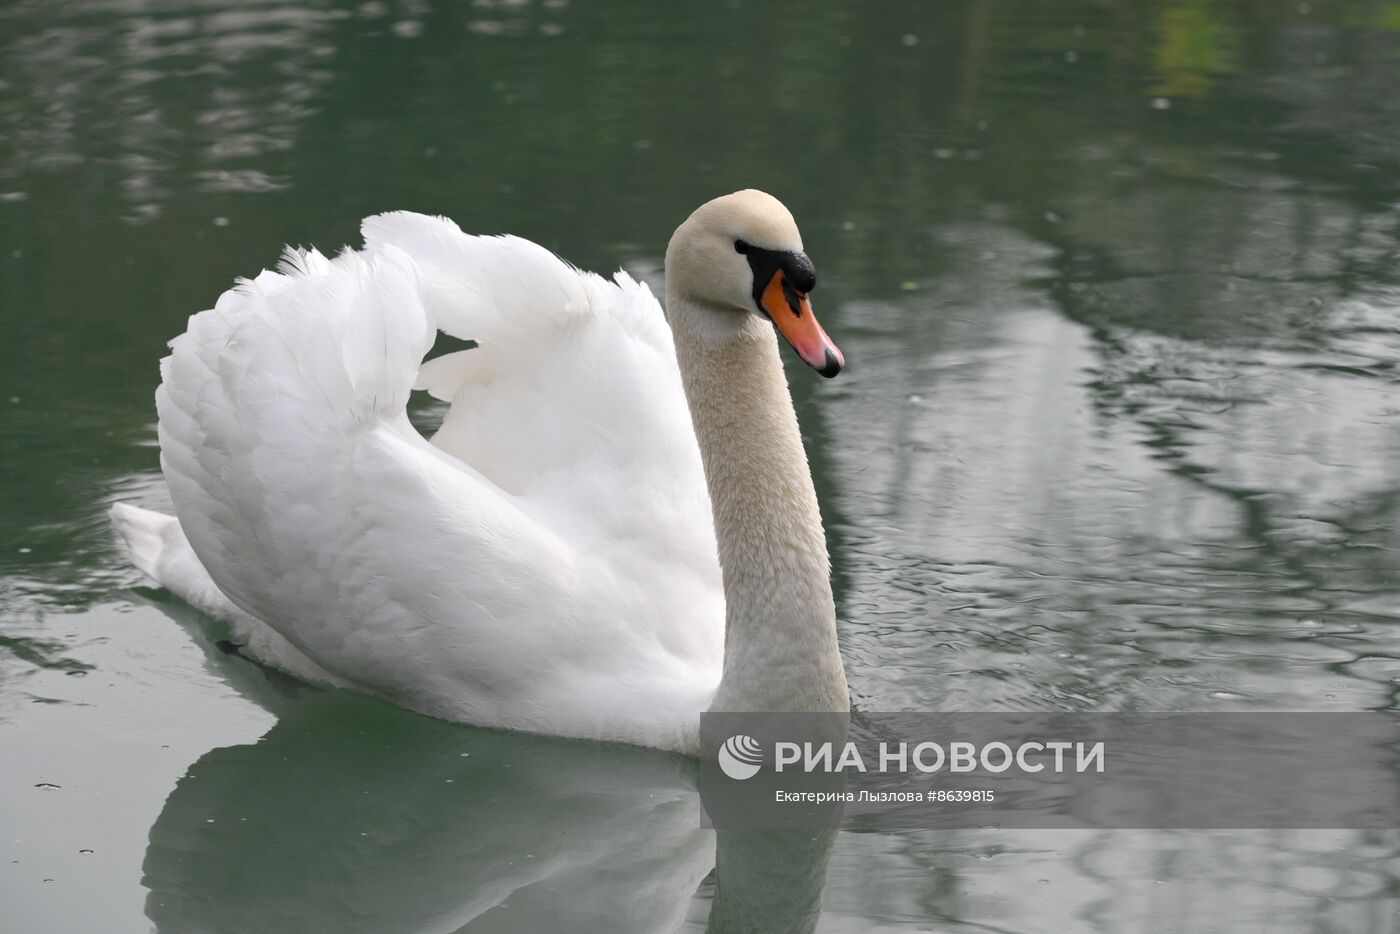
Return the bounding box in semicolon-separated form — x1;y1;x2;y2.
734;239;751;255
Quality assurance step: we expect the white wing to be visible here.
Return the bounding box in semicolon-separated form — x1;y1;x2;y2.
153;213;723;750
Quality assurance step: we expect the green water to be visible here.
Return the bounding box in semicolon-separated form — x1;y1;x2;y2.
5;0;1400;930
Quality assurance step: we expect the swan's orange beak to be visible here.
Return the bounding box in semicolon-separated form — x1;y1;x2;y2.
760;268;844;379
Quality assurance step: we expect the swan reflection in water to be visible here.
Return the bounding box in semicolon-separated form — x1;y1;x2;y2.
141;687;835;933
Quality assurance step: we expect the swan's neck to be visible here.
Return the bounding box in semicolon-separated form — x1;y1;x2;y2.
668;296;848;714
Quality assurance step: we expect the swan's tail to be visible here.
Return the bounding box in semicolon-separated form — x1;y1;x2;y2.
110;502;180;581
110;503;240;622
110;503;359;689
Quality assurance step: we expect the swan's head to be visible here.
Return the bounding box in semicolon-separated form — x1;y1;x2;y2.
665;189;844;378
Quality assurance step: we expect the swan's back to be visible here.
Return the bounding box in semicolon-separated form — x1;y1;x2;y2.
153;214;724;750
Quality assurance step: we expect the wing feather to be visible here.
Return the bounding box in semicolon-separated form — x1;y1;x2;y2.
154;215;722;746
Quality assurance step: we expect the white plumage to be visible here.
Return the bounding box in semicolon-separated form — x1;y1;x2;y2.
115;212;724;751
113;190;852;753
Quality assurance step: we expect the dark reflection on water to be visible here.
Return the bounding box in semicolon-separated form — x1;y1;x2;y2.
135;643;837;934
143;692;718;934
5;0;1400;930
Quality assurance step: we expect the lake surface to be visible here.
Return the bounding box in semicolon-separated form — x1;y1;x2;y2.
4;0;1400;930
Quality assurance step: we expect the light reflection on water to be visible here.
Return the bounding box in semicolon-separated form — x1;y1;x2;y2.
4;0;1400;930
830;225;1400;715
1;0;339;223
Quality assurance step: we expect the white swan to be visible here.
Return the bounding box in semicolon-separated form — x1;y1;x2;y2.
111;189;849;752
